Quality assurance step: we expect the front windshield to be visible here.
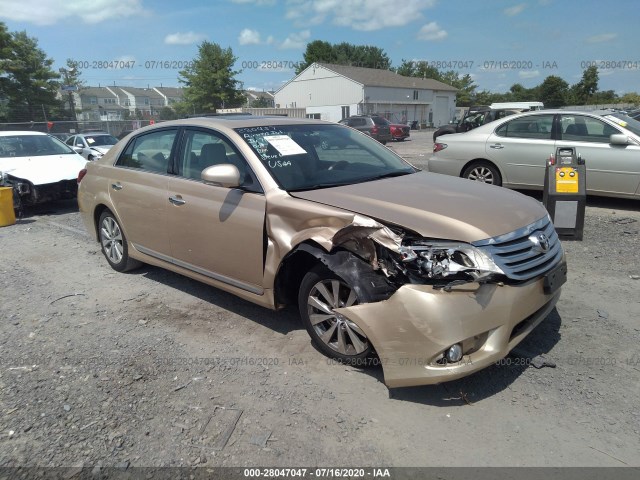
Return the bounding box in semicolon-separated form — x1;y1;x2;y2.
235;124;416;191
85;135;118;146
0;134;76;158
604;113;640;137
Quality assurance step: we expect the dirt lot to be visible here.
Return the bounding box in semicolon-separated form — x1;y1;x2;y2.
1;130;639;471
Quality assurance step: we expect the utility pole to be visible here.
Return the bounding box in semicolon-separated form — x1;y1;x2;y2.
59;67;77;122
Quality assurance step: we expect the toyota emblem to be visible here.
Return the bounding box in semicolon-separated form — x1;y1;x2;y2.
529;232;550;253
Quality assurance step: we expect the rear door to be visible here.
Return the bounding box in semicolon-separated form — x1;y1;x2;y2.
558;114;640;196
485;114;556;187
108;128;179;258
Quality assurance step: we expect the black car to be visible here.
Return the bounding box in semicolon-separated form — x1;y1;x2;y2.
433;106;522;142
338;115;393;144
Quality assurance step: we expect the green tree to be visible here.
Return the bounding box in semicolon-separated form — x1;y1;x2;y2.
296;40;390;74
538;75;569;107
58;59;84;120
0;26;60;122
178;41;244;113
393;59;440;79
619;92;640;105
252;96;272;108
572;66;599;104
440;71;476;106
158;106;178;120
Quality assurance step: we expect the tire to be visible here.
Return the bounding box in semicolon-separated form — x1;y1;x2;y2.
98;211;141;272
380;140;387;145
462;161;502;186
88;155;94;161
298;264;373;365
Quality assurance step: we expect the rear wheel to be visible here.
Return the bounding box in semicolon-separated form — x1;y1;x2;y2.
298;265;372;364
462;161;502;186
98;211;141;272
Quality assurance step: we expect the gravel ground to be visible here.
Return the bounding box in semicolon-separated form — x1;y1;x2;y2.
1;130;639;471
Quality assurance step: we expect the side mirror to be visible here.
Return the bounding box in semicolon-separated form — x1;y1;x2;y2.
201;164;240;188
72;146;84;154
610;134;632;145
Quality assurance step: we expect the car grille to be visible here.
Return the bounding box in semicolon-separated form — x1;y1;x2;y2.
473;216;563;281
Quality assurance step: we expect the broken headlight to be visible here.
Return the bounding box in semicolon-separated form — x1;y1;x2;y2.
395;240;504;282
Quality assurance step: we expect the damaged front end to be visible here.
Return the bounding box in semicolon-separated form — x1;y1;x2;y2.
275;210;562;387
323;216;506;294
1;172;78;208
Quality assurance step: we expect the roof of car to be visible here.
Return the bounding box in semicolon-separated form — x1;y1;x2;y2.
0;131;47;137
150;116;329;129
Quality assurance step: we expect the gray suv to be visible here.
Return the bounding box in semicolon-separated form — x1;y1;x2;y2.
339;115;392;144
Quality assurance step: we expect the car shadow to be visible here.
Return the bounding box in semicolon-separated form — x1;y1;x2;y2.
127;261;563;402
135;264;301;336
17;198;79;218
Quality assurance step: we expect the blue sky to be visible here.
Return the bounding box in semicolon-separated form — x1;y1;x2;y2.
0;0;638;95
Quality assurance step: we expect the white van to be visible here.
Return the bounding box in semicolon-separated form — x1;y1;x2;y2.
490;101;544;111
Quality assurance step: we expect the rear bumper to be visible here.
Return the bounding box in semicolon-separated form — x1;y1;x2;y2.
426;155;465;176
335;276;561;388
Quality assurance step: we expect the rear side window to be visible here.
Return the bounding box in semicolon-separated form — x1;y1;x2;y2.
560;115;621;143
372;117;390;126
116;129;178;173
495;115;554;139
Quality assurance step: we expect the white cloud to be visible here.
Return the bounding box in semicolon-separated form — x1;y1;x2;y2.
0;0;146;25
416;22;447;41
504;3;527;16
285;0;435;31
238;28;262;45
280;30;311;49
587;33;617;43
164;31;207;45
519;70;540;79
231;0;276;4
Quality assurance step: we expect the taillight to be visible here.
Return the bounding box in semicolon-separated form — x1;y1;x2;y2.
77;168;87;184
433;143;447;153
371;126;379;134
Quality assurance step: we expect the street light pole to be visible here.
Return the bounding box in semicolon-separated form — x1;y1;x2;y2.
59;67;77;122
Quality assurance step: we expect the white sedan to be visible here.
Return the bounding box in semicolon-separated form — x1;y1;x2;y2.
0;131;87;206
428;109;640;199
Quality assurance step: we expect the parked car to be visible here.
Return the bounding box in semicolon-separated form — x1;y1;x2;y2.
78;116;566;388
66;133;119;160
49;133;71;142
338;115;392;144
0;131;87;206
433;106;524;142
389;123;410;141
428;109;640;199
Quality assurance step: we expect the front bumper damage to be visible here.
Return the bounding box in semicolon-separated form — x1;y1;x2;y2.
334;279;561;387
266;193;563;387
1;174;77;207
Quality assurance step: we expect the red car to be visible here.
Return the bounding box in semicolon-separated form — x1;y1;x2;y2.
389;123;410;141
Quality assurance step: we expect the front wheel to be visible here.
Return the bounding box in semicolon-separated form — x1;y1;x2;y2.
298;265;372;364
462;161;502;186
98;211;141;272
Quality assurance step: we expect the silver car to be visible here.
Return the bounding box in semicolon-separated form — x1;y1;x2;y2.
66;133;119;161
428;110;640;199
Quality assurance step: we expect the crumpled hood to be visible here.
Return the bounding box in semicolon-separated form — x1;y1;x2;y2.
291;171;547;243
89;146;112;155
0;154;88;185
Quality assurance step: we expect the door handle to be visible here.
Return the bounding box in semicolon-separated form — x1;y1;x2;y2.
111;183;123;191
490;144;504;149
169;195;186;206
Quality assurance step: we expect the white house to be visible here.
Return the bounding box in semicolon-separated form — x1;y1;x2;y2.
274;63;458;127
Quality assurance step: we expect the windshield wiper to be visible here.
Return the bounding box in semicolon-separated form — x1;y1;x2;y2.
288;181;354;192
355;170;414;183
